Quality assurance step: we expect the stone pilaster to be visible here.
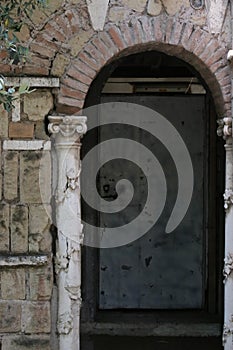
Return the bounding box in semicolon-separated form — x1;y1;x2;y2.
217;116;233;348
48;115;87;350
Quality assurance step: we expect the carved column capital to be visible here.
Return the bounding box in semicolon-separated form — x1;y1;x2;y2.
48;115;87;140
217;117;232;140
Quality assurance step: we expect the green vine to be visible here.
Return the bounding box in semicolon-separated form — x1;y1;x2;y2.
0;0;48;111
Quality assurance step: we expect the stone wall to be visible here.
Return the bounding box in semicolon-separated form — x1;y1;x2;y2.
0;0;232;349
0;88;54;349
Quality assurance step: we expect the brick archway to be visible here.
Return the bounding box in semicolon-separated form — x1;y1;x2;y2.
58;15;230;117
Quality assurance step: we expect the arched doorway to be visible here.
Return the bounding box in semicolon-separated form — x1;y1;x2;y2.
80;50;225;349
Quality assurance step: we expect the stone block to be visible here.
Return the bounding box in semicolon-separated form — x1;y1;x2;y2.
122;0;147;12
2;336;50;350
24;90;54;121
11;205;28;253
69;29;93;57
22;302;51;334
0;204;10;251
4;151;18;201
51;54;70;77
29;204;52;253
9;122;34;139
35;121;50;140
20;151;51;204
15;24;31;42
147;0;162;16
0;301;21;332
1;269;25;300
29;264;53;300
108;7;130;22
162;0;189;15
0;104;8;138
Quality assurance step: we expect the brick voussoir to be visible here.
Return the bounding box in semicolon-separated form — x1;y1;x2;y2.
60;84;86;100
108;26;127;50
62;77;89;93
67;66;93;85
57;95;84;108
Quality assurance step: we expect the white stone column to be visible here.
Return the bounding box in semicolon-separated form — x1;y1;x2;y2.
217;117;233;348
48;115;87;350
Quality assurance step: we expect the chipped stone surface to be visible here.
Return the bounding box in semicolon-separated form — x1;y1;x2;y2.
147;0;163;16
0;105;9;139
1;269;25;300
87;0;110;30
122;0;147;12
3;140;51;151
3;151;18;201
108;7;130;22
11;205;28;253
0;204;10;252
51;54;70;77
20;151;51;204
22;302;51;333
69;29;93;56
29;204;52;253
0;254;48;267
2;336;50;350
24;90;54;121
0;302;21;332
163;0;189;15
29;264;53;300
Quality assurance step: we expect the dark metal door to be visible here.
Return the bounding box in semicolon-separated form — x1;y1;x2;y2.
99;95;205;310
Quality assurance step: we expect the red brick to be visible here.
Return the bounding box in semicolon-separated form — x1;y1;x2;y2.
84;43;106;66
56;103;81;115
215;66;230;81
73;59;96;78
99;31;119;57
185;28;203;52
180;22;194;48
67;66;92;85
121;23;135;46
33;34;58;51
29;56;50;69
108;26;126;50
152;17;163;42
60;85;86;100
219;75;231;87
193;31;211;58
57;95;84;108
44;22;66;43
19;65;49;76
0;64;12;73
134;19;146;43
30;43;55;59
92;37;111;61
65;9;81;34
55;14;73;38
164;16;174;43
170;20;184;45
210;59;226;74
199;39;219;63
62;77;89;93
140;17;154;43
78;51;100;71
129;19;140;44
9;123;34;139
205;48;226;66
